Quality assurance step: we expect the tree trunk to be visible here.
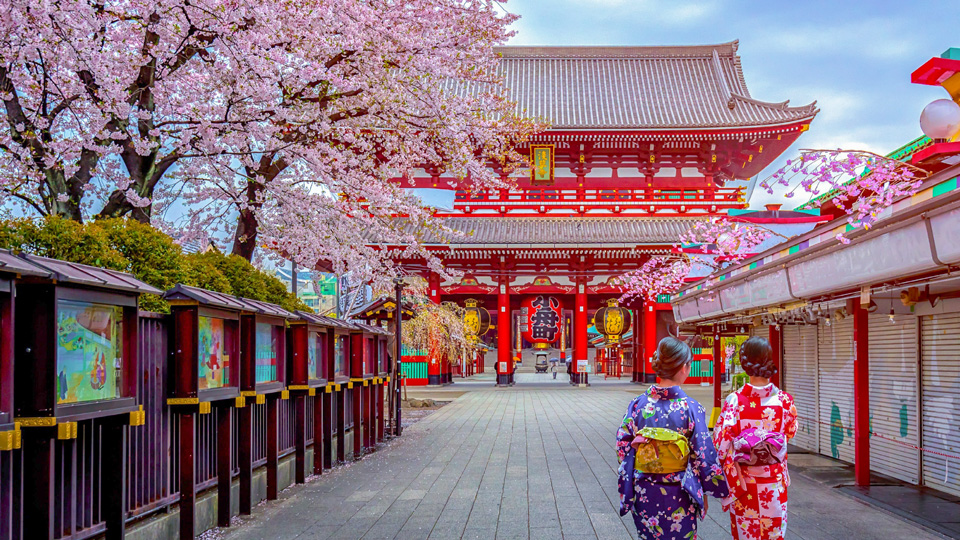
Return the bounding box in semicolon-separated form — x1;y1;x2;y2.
230;154;287;261
232;184;262;261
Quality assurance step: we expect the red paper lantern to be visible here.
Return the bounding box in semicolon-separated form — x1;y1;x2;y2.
520;295;562;349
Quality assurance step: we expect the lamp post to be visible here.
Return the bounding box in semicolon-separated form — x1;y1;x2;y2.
393;277;403;436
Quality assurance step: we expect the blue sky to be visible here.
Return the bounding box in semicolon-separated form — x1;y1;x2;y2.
503;0;960;208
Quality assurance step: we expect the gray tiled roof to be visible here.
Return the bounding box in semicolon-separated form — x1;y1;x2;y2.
22;254;162;295
163;283;295;318
495;42;818;129
412;217;697;246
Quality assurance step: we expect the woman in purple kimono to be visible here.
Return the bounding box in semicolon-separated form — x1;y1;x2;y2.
617;337;729;539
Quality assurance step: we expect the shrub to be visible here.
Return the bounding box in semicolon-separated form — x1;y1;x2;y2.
0;216;308;313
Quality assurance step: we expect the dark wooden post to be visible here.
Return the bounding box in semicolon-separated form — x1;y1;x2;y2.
853;300;870;486
21;429;54;539
238;403;253;515
313;392;324;475
322;391;333;468
102;417;128;540
266;395;279;500
393;279;403;436
217;402;233;527
365;384;373;451
238;312;255;515
294;394;306;484
377;383;385;442
336;390;346;463
179;412;195;539
352;385;362;459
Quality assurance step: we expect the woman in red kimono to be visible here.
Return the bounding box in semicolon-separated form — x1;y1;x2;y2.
713;337;798;540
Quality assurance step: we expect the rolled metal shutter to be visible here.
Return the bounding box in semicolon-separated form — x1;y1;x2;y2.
921;313;960;497
818;318;855;463
868;314;919;484
782;324;819;453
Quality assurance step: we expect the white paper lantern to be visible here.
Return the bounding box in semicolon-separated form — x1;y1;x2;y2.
920;99;960;140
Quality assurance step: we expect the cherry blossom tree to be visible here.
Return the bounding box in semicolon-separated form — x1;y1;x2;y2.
0;0;290;222
618;256;692;302
166;0;539;269
760;149;927;242
618;148;929;300
618;219;775;301
1;0;540;290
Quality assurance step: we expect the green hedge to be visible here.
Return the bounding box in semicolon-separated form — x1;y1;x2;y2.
0;216;308;313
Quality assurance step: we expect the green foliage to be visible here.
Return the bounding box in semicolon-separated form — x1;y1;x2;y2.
0;216;308;313
0;217;126;269
187;251;307;312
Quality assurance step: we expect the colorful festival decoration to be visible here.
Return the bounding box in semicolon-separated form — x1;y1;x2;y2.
462;298;491;340
520;295;562;349
593;299;632;344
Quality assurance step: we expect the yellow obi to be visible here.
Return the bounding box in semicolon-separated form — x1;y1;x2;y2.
634;427;691;474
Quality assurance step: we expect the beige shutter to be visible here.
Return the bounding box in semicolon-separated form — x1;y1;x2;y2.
818;318;856;464
782;324;819;453
869;313;920;484
921;313;960;497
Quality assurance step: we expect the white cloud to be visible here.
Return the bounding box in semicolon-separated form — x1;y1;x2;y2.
754;18;923;61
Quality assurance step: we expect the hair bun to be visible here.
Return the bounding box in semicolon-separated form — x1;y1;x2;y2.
652;336;692;380
740;337;776;378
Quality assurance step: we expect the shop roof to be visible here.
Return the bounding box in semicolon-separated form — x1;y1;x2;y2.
21;254;162;295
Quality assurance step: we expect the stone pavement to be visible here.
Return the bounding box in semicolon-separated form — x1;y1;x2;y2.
221;388;945;540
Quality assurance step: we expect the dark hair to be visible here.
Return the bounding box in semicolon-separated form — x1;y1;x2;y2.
653;336;692;379
740;337;776;378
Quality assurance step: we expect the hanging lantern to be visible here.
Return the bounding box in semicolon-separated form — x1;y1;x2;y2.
594;299;632;344
462;298;490;340
520;295;562;349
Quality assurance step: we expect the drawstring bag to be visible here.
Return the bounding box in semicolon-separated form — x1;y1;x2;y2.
632;427;691;474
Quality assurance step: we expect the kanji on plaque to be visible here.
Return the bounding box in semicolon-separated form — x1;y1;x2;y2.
521;295;562;349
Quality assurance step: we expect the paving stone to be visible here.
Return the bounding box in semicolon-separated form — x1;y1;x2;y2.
221;387;944;540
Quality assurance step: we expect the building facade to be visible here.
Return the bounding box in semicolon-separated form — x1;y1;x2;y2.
390;42;818;384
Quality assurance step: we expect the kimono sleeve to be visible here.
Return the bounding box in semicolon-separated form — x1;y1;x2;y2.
780;391;799;440
688;400;730;500
616;398;640;463
712;393;742;509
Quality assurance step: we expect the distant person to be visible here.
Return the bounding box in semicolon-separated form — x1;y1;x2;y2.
713;337;798;540
616;337;729;539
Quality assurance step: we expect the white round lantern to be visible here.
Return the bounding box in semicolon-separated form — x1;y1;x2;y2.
920;99;960;140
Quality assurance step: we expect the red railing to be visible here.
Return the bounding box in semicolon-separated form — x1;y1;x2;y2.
452;187;744;214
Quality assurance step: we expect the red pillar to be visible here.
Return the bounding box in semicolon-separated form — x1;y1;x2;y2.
428;272;441;304
643;300;657;384
711;326;722;428
574;279;588;385
769;324;782;388
854;301;871;486
428;272;444;385
497;278;513;386
629;312;636;382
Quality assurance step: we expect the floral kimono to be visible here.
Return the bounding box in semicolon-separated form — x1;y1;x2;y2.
617;386;729;539
713;383;798;540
